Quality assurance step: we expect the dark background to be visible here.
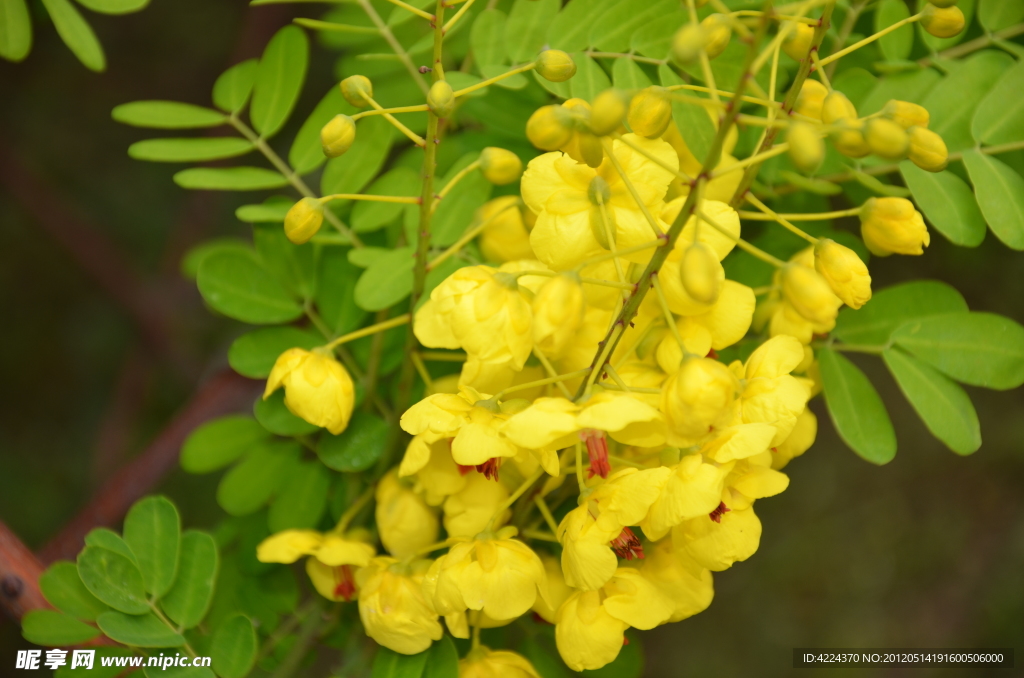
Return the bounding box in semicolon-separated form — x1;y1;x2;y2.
1;1;1022;676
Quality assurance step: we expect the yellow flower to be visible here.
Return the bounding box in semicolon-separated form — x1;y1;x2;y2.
641;539;714;622
673;504;762;571
721;453;789;511
532;554;573;624
661;122;742;203
641;453;729;541
813;238;872;309
398;433;468;506
443;472;510;538
734;335;812;446
532;273;586;360
627;87;673;138
660;356;740;446
772;407;817;470
762;248;841;343
781;260;843;327
860;197;930;257
400;389;519;469
264;348;355;435
375;471;439;557
477;197;535;263
257;529;376;602
654;281;756;370
659;200;741;315
357;557;443;654
883;99;929;129
479;147;523;185
459;648;541;678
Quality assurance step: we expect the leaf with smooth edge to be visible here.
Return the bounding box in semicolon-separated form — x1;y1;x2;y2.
612;57;652;90
21;610;101;646
39;561;110;621
174;167;289;191
77;546;149;615
900;162;986;247
875;0;912;62
631;12;685;59
834;280;968;346
659;63;715;163
471;9;506;67
430;156;492;246
0;0;32;62
883;348;981;455
253;221;316;300
196;249;303;324
978;0;1024;31
423;635;459;678
548;0;611;52
128;137;253;163
588;0;675;52
211;614;257;678
228;327;322;379
97;612;185;648
972;59;1024;145
213;59;258;113
181;238;251;280
39;0;104;71
123;496;180;598
859;68;941;116
235;197;291;223
75;0;147;14
317;413;388;472
569;54;611;104
348;246;389;269
922;50;1013;153
289;86;353;175
318;248;369;335
372;647;429;678
961;151;1024;250
268;462;331;532
84;528;138;566
354;247;415;311
181;415;269;473
250;25;309;138
830;67;877;110
892;312;1024;390
819;349;897;464
254;390;320;436
161;531;218;629
217;440;301;516
113;101;227;129
352;167;421;233
505;0;558;63
321;115;393;197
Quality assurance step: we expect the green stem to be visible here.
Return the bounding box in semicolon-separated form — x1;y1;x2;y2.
358;0;430;95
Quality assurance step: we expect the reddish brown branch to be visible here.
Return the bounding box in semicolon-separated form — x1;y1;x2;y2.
0;521;49;622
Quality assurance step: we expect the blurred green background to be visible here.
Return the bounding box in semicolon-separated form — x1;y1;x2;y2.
1;1;1022;676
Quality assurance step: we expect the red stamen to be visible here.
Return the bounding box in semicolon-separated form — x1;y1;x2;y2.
582;429;611;479
706;349;718;359
332;565;356;601
709;502;730;524
476;458;502;481
610;527;645;560
456;464;475;476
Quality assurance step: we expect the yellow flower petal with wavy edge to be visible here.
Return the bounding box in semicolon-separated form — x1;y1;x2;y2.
375;471;439;558
642;540;714;622
315;535;376;567
590;467;672;531
600;567;674;630
501;397;581;451
358;557;442;654
675;506;762;572
555;591;630;671
265;349;356;435
443;472;510;539
256;530;322;564
460;649;542;678
701;423;776;463
400;393;473;437
642;455;729;541
576;392;667;448
557;506;620;591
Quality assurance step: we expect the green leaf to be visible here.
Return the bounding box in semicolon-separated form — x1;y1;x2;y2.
631;13;684;60
348;246;389;268
196;249;303;324
961;150;1024;250
316;413;388;472
859;68;941;116
875;0;913;62
211;614;257;678
505;0;559;63
899;162;986;247
112;101;227;129
84;529;138;566
161;531;219;629
40;0;104;71
39;561;110;621
354;247;415;311
972;58;1024;145
128;137;253;163
228;327;323;379
612;57;652;90
352;168;422;233
922;50;1013;153
892;311;1024;390
548;0;611;52
250;25;309;138
423;635;459;678
97;611;185;648
181;238;251;280
834;280;968;346
317;247;369;335
569;54;611;102
289;86;353;175
852;169;911;198
77;546;149;615
213;59;259;113
830;67;877;110
253;222;316;299
659;63;715;163
588;0;675;52
123;496;181;598
174;167;289;191
217;440;302;516
0;0;32;62
268;461;331;532
75;0;148;14
429;157;492;247
321;115;393;196
21;610;101;646
235;197;291;224
181;416;270;474
56;649;135;678
883;348;981;455
372;647;429;678
447;71;490;98
472;9;507;68
978;0;1024;31
818;348;897;465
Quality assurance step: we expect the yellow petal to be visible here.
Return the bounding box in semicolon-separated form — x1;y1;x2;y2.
256;530;322;564
555;591;630;672
600;567;674;630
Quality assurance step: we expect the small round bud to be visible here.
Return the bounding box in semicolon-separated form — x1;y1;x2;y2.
284;197;324;244
627;87;673;139
680;242;723;305
883;99;930;129
907;126;949;172
577;132;604;168
782;21;815;61
340;75;373;107
536;50;577;82
701;14;732;59
928;0;958;7
865;118;910;160
479;147;523;185
781;263;842;326
590;88;630;136
860;197;930;257
830;119;870;158
921;5;965;38
794;79;828;121
814;238;871;309
787;121;825;173
821;90;858;124
321;114;356;158
427;80;455;118
526;105;573;150
671;23;707;64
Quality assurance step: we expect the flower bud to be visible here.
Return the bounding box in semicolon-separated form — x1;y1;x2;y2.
589;88;630;136
865;118;909;160
831;119;871;158
782;21;815;61
427;79;455;118
661;356;739;443
821;90;857;124
265;348;355;434
794;79;828;121
526;105;573;150
907;126;948;172
680;242;723;305
375;471;439;558
340;75;373;107
781;263;842;326
921;5;965;38
672;23;707;64
321;114;356;158
480;147;523;185
577;132;604;168
883;99;929;129
701;14;732;59
860;197;930;257
628;87;673;139
536;49;577;82
284;197;324;244
813;238;871;309
787;121;825;173
532;273;586;358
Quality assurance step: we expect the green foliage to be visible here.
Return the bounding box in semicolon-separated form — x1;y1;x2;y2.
833;281;967;346
161;531;219;629
268;461;331;531
0;0;32;63
251;26;310;139
229;327;323;379
899;163;987;247
77;546;150;614
40;0;105;71
97;611;186;647
819;349;897;465
372;646;430;678
21;610;102;646
112;101;228;129
213;59;259;114
181;416;271;473
128;138;255;163
38;561;110;621
961;151;1024;249
175;167;290;191
197;249;304;324
212;614;258;678
216;440;302;516
123;496;181;598
317;413;388;472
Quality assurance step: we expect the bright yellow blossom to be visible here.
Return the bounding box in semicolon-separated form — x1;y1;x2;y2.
860;197;930;257
357;557;442;654
477;197;535;263
673;505;762;571
442;472;510;538
375;471;439;557
733;335;812;446
264;348;355;435
660;356;740;446
641;539;714;622
459;648;542;678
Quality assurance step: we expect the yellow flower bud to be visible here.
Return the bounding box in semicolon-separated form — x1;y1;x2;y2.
860;197;930;256
794;79;828;121
533;273;586;359
661;357;739;444
321;114;356;158
526;105;573;150
264;348;355;434
820;90;857;124
284;197;324;244
782;21;815;61
477;196;533;262
375;471;439;557
921;4;965;38
787;121;824;173
577;132;605;168
627;87;673;139
671;23;707;64
701;14;732;59
480;147;523;185
831;119;871;158
357;556;442;654
460;649;542;678
340;75;373;107
865;118;910;160
907;126;949;172
590;88;630;136
536;49;577;82
427;79;456;118
679;242;723;305
883;99;929;129
813;238;872;309
781;263;842;326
